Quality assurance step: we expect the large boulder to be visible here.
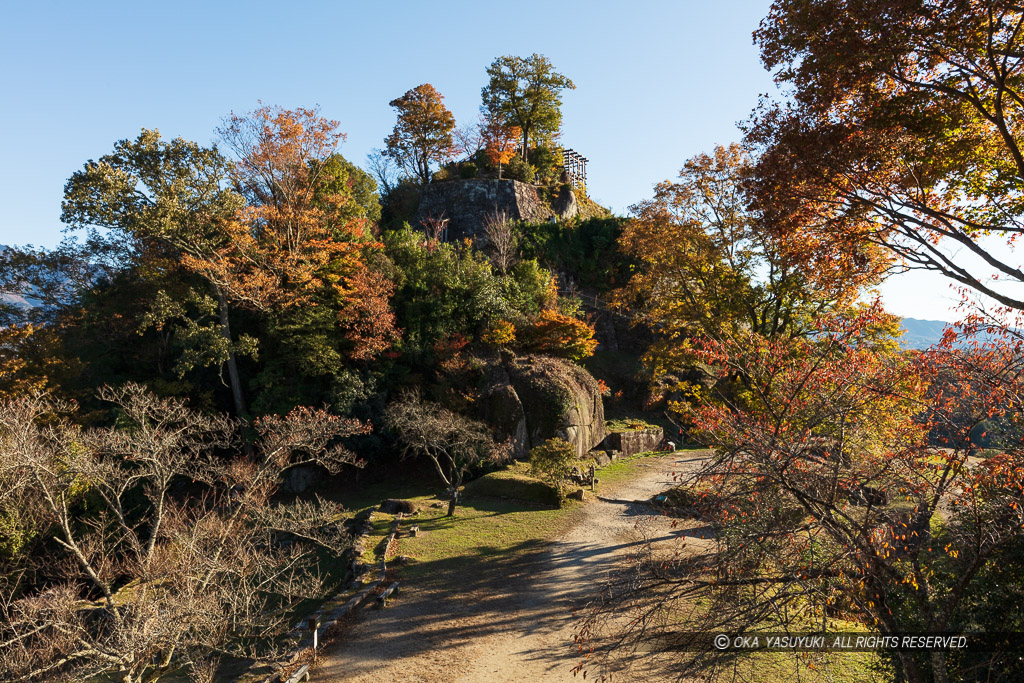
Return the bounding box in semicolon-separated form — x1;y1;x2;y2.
480;366;530;457
481;355;606;459
552;185;579;221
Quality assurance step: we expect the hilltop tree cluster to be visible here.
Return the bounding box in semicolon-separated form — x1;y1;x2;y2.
4;9;1024;680
0;52;607;681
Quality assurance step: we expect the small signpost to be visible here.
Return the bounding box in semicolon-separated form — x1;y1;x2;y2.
308;615;321;662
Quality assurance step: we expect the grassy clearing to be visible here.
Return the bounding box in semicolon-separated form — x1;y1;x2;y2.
463;468;561;506
390;498;583;583
340;452;673;586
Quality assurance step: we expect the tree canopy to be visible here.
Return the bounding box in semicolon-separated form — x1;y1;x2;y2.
481;54;575;163
748;0;1024;312
384;83;456;184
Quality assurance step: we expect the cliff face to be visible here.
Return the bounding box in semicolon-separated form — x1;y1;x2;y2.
415;179;576;239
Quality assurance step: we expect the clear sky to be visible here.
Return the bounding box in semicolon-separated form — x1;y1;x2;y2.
0;0;984;322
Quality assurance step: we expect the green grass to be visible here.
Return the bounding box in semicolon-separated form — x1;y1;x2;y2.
393;497;581;583
605;417;660;431
345;453;673;585
463;469;561;506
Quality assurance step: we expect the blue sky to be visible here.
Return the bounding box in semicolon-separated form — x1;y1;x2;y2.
0;0;974;321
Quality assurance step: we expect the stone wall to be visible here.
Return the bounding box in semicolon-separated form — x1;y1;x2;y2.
415;179;577;239
600;428;664;459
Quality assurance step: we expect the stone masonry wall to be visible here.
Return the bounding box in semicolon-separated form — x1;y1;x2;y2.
415;179;557;240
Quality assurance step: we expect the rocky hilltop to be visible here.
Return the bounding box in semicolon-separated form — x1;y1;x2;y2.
415;178;582;240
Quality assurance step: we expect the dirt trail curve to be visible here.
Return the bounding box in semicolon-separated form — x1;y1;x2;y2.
314;451;712;683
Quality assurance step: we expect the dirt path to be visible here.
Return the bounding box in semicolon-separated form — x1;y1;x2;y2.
314;452;711;682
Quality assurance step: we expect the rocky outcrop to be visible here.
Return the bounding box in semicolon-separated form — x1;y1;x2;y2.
415;179;554;239
552;185;579;221
599;428;664;459
480;355;606;459
480;367;530;458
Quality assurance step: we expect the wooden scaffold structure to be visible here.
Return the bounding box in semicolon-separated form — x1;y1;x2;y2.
561;148;588;189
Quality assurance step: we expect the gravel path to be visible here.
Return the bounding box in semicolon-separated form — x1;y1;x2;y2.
314;451;712;682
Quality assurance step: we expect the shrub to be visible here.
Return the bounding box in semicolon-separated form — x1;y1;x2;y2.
529;437;578;503
459;162;478;179
505;156;535;183
530;145;562;185
481;319;516;347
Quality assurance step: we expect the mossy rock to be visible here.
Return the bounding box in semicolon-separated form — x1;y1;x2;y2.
485;352;602;458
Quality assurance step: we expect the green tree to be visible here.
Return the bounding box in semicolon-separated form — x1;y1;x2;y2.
384;84;456;185
481;54;575;163
61;129;253;415
313;153;382;226
528;437;578;503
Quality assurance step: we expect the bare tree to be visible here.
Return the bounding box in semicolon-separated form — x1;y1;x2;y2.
366;147;400;196
482;210;518;275
384;390;509;516
0;385;365;682
453;115;486;161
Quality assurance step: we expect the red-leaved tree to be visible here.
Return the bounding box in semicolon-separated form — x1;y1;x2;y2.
576;304;1024;682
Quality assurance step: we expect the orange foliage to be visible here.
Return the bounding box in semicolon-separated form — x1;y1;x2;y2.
482;116;521;176
384;84;456;184
481;319;517;347
521;310;597;361
180;104;397;359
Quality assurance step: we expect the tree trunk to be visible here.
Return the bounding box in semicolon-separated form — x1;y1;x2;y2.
522;130;530;163
215;288;246;416
447;491;458;517
929;651;950;683
898;651;927;683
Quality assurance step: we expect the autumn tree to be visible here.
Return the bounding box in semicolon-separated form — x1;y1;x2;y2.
576;306;1024;682
383;84;456;185
481;114;522;180
520;309;598;362
61;129;255;414
384;390;508;516
61;109;398;416
616;144;889;399
748;0;1024;313
481;54;575;162
214;105;398;359
0;385;365;682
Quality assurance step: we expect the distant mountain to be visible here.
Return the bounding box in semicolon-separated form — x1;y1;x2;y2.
899;318;952;349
